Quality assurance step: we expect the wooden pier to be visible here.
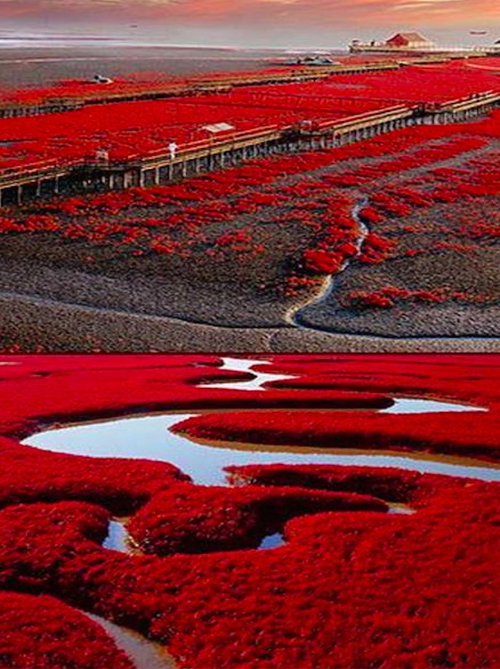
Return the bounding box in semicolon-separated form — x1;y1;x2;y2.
0;89;498;208
0;160;75;207
0;56;458;121
350;44;499;56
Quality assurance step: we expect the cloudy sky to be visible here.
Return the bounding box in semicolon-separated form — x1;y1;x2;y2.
0;0;498;47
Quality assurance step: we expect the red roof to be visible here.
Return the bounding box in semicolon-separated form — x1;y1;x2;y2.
386;32;431;45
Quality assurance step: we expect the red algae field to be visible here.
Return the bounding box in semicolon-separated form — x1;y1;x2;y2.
0;353;499;668
1;59;498;170
0;57;499;351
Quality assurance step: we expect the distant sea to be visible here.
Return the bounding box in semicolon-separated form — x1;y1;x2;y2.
0;31;346;53
0;32;347;88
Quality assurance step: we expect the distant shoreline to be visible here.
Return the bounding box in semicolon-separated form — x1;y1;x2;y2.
0;33;347;53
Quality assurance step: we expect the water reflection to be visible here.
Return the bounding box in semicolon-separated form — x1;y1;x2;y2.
203;357;296;391
258;533;286;550
383;398;486;414
201;359;486;414
103;520;133;554
24;412;500;484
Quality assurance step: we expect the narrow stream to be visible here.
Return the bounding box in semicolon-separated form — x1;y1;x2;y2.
202;356;297;390
86;613;175;669
287;198;369;329
103;520;137;553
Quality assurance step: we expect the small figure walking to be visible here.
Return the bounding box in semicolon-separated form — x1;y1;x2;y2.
168;141;178;161
95;148;109;164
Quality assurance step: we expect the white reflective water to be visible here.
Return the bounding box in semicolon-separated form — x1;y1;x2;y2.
259;533;286;549
103;520;133;553
388;504;415;515
22;357;496;485
382;397;486;414
202;357;296;391
24;412;500;484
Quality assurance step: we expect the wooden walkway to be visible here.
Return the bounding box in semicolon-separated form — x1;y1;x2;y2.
0;89;499;207
350;44;498;56
0;55;458;120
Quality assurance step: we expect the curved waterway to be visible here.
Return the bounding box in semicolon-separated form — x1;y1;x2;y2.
287;198;369;330
86;613;175;669
23;357;496;483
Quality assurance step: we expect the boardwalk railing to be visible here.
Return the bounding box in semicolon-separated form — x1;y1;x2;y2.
350;43;498;55
0;90;498;206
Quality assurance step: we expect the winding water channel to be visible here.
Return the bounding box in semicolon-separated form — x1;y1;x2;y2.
24;357;496;483
287;198;369;330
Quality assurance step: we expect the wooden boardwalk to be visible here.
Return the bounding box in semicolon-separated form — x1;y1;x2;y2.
0;88;498;207
0;55;462;120
350;44;499;56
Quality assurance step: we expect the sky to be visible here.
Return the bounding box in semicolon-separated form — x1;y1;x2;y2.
0;0;498;48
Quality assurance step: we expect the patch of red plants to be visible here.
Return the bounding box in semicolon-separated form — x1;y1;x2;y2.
0;436;188;514
0;354;498;668
175;408;500;461
127;481;387;555
0;471;498;669
343;285;495;310
225;463;423;503
0;591;134;669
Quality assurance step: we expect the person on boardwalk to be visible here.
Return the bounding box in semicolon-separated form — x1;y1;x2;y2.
168;141;178;161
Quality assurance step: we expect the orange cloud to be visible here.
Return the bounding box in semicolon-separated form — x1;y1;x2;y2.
0;0;498;29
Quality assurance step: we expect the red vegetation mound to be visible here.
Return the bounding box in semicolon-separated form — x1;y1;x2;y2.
0;591;133;669
175;408;500;461
0;436;188;514
0;354;498;667
127;481;387;555
226;463;425;503
0;472;498;669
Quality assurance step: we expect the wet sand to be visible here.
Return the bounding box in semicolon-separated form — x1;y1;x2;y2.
3;290;500;353
0;45;281;88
